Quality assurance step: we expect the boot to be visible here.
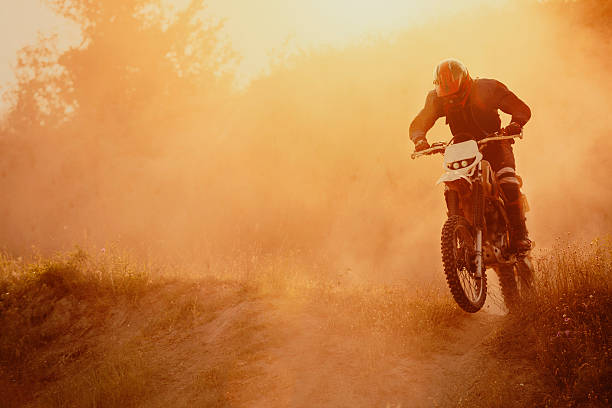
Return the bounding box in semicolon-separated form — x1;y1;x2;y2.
505;202;531;253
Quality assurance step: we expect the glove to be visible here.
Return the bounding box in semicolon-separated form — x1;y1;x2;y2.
414;138;430;152
502;122;523;136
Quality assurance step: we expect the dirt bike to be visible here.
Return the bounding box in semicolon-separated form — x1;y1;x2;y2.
411;131;534;313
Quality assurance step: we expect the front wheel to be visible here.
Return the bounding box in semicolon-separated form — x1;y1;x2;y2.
441;215;487;313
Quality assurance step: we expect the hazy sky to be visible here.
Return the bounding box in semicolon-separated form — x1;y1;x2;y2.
0;1;74;94
206;0;507;80
0;0;506;106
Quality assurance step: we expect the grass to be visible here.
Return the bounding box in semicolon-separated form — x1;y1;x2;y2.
0;248;154;369
494;239;612;407
305;282;464;353
0;245;465;407
41;347;153;408
0;247;263;407
2;239;610;407
213;247;466;353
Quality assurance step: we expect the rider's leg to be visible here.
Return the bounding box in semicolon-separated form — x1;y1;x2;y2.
498;177;530;252
482;141;531;252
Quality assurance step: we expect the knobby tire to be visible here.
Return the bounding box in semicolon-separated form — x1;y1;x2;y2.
441;215;487;313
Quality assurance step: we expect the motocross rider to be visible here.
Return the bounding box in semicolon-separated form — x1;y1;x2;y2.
409;58;531;253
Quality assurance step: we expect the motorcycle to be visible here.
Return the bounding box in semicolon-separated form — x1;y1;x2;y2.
411;131;534;313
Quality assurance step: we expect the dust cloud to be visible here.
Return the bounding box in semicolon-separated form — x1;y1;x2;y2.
0;1;610;284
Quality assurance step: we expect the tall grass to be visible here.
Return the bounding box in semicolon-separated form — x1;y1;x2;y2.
502;239;612;407
0;247;262;407
0;247;155;364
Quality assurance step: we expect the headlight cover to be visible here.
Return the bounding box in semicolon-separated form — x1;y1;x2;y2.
447;157;476;170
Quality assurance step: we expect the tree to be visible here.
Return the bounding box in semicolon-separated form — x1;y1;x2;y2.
0;0;236;253
4;0;234;151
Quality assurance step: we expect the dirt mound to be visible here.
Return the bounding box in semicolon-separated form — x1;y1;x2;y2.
1;273;525;408
0;256;520;408
0;261;270;407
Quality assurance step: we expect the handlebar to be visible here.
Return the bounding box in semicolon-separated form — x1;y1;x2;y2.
476;132;523;145
410;144;446;159
410;131;523;160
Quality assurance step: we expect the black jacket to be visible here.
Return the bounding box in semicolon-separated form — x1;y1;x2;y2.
409;78;531;143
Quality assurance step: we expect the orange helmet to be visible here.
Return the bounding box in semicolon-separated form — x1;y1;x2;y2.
433;59;472;103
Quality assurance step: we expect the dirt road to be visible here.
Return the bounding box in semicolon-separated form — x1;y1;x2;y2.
4;274;544;408
243;296;509;408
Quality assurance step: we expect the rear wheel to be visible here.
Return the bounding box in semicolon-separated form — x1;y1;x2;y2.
497;256;534;310
441;215;487;313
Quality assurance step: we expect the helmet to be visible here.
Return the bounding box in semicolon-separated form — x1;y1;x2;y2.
433;59;472;102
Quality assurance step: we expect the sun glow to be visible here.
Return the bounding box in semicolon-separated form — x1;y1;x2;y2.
186;0;508;80
0;0;508;94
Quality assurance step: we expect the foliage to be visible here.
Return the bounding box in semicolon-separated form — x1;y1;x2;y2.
4;0;234;144
0;0;240;256
501;240;612;407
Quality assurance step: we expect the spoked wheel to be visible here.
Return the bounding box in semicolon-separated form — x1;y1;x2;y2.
441;215;487;313
497;256;535;310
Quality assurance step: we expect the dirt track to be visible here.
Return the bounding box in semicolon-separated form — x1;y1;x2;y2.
2;275;545;408
241;297;509;408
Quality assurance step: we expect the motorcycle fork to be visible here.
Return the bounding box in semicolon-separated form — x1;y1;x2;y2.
444;189;461;217
475;230;483;277
473;162;485;278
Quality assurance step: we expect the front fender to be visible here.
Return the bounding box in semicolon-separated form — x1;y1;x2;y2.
436;172;472;186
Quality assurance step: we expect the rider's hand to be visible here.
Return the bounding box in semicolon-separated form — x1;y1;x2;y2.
502;122;523;136
414;138;430;152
